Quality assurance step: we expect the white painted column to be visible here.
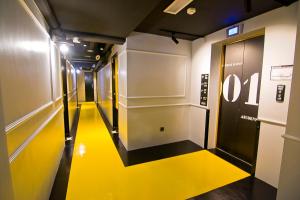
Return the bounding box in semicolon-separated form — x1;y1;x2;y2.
277;3;300;200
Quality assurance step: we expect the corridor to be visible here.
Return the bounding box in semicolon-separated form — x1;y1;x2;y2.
64;103;248;199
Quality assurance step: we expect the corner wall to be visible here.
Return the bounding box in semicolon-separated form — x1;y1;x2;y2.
0;0;65;199
191;3;298;188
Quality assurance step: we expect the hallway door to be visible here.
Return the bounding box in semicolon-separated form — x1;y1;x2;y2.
85;72;94;102
217;36;264;167
112;55;119;131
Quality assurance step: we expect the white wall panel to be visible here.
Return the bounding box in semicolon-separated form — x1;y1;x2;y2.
0;0;52;126
97;64;113;125
127;106;189;150
50;41;62;101
127;50;187;98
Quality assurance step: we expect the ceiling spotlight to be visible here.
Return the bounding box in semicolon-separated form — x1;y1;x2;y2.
73;37;80;43
87;49;94;53
100;47;104;51
171;33;179;45
83;44;87;47
60;44;69;54
85;55;92;58
96;55;101;61
187;7;196;15
76;69;81;74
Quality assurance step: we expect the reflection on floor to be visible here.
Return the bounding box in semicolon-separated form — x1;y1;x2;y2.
65;102;249;199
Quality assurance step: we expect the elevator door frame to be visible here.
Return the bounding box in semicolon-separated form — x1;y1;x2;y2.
215;34;264;174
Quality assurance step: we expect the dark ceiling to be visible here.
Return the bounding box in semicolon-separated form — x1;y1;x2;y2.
48;0;163;38
35;0;297;68
136;0;290;40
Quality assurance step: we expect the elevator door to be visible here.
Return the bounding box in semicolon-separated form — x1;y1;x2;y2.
85;72;94;102
217;36;264;166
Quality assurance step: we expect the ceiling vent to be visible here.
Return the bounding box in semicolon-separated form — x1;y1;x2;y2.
164;0;194;15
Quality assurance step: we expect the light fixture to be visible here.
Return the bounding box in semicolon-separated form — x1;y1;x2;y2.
164;0;194;15
187;7;196;15
171;33;179;44
87;49;94;53
73;37;80;43
76;69;81;74
95;55;101;61
85;55;92;58
60;44;69;54
100;47;104;51
83;44;87;47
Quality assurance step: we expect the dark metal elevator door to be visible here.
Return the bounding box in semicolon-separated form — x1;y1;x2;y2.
217;36;264;166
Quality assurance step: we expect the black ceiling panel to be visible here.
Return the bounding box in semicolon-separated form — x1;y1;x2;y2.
48;0;162;38
135;0;293;40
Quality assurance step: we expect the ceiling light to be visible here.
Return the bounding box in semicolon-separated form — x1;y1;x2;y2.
76;69;81;74
85;55;91;58
171;33;179;44
60;44;69;54
87;49;94;53
83;44;87;47
73;37;80;43
164;0;194;15
100;47;104;51
187;7;196;15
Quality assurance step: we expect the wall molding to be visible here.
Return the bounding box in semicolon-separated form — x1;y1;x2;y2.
5;101;53;134
126;49;188;58
118;102;210;110
9;105;63;163
282;134;300;143
258;117;287;127
190;103;210;110
126;49;188;98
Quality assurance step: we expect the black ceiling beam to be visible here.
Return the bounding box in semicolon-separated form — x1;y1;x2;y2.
244;0;252;12
63;29;126;45
160;29;203;39
34;0;61;31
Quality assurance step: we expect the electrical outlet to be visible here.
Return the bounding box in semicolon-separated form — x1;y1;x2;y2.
160;127;165;132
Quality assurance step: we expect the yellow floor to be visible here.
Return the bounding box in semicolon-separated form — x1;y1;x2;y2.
66;103;249;200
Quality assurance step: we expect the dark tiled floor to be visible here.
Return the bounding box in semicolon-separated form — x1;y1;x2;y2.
189;176;277;200
49;105;81;200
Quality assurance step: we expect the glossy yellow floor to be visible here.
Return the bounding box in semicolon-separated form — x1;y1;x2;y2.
66;103;249;200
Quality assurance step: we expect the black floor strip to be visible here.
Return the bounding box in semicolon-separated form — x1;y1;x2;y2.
188;176;277;200
96;104;203;166
208;148;253;173
49;105;81;200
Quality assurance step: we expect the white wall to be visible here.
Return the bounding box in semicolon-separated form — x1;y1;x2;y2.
0;0;65;199
118;32;192;150
277;2;300;199
97;63;113;125
191;3;298;188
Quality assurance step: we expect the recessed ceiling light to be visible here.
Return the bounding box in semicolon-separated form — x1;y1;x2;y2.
59;44;69;54
73;37;80;43
100;47;104;51
164;0;194;15
83;44;87;47
85;55;91;58
87;49;94;53
187;7;196;15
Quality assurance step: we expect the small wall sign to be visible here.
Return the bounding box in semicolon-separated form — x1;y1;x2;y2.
270;65;293;81
200;74;209;106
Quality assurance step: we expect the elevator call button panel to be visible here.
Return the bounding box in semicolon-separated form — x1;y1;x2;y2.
276;85;285;103
200;74;209;106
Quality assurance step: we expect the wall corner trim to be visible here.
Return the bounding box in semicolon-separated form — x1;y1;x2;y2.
282;134;300;143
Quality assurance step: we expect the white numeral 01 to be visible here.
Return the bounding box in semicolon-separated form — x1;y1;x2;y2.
223;73;259;106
